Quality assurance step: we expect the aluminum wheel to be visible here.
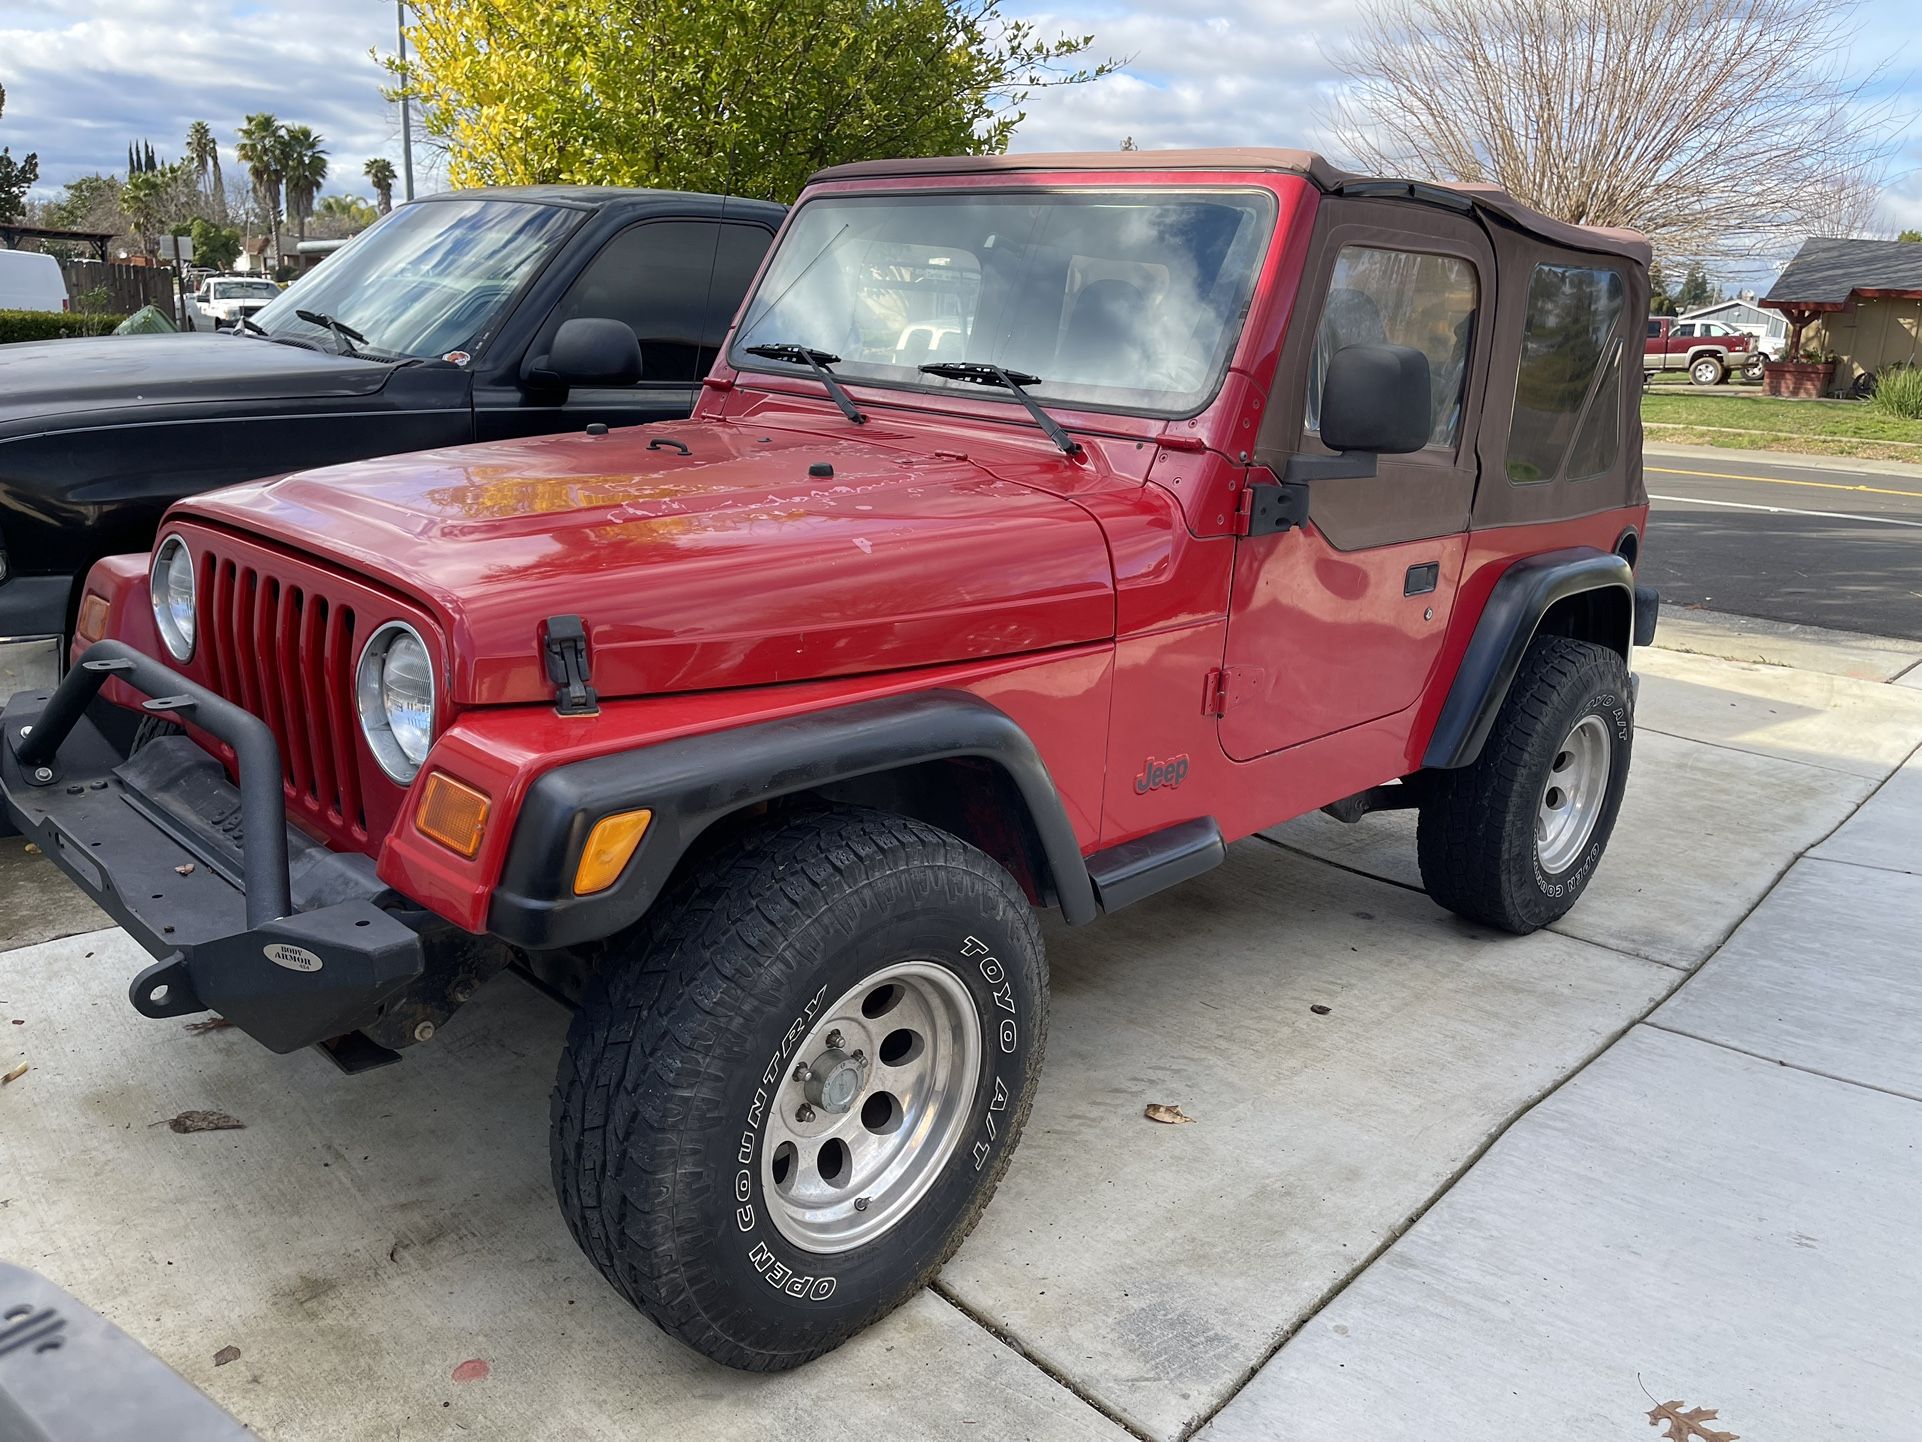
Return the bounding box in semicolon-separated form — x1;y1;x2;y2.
760;961;981;1254
1535;715;1613;874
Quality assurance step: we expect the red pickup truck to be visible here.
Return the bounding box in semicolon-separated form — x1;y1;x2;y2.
1645;315;1760;384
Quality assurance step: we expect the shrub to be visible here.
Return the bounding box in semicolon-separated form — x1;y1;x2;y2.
1870;364;1922;420
0;309;130;344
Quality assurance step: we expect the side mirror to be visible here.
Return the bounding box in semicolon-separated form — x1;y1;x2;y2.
527;317;643;390
1320;343;1433;456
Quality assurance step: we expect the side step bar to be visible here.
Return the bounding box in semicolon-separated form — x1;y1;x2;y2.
1086;818;1224;913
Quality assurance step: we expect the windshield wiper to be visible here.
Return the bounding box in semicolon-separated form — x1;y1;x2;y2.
295;308;367;358
744;343;867;425
918;362;1082;456
229;315;269;337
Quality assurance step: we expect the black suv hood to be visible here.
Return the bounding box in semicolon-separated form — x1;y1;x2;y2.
0;334;396;439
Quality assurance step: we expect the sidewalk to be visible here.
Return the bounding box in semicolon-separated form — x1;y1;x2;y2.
3;610;1919;1441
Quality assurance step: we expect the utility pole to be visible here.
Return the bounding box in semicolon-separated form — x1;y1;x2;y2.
396;0;416;202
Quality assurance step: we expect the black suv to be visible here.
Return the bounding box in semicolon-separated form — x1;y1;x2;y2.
0;186;782;695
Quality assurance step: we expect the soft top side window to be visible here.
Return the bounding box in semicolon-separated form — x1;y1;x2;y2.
1504;262;1626;483
1306;245;1478;450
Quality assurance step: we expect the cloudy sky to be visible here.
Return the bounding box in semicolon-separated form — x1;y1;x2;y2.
3;0;1918;245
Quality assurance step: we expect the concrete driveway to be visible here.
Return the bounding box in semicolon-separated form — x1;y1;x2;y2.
4;613;1920;1441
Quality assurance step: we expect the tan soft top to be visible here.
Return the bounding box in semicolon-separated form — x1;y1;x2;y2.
810;149;1651;267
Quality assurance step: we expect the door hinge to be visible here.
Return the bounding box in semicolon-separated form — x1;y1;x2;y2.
1202;665;1266;717
1234;480;1311;537
542;614;600;717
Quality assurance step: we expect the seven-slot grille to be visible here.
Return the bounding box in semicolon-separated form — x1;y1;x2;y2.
197;551;371;843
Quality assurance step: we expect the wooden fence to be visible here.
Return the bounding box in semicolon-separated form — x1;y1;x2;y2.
54;258;175;317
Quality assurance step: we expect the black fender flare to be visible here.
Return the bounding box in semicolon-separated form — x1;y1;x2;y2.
488;689;1097;950
1422;548;1635;770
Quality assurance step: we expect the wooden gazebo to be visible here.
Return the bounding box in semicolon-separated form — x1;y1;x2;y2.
0;223;116;260
1762;237;1922;396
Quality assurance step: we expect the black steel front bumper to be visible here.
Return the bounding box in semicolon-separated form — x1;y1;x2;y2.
0;641;425;1054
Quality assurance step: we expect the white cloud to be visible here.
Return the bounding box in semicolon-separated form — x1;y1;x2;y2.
1;0;415;204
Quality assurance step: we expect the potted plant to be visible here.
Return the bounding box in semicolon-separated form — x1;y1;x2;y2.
1763;345;1838;399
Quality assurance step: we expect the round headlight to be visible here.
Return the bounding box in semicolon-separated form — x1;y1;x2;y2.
355;623;436;783
150;535;196;661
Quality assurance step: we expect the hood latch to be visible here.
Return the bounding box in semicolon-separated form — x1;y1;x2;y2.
542;615;599;717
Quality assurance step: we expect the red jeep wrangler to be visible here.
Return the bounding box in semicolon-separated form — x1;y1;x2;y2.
3;149;1657;1371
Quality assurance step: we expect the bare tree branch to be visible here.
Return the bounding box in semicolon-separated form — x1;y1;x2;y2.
1323;0;1905;266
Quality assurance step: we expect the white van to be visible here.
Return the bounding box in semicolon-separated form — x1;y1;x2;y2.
0;250;70;313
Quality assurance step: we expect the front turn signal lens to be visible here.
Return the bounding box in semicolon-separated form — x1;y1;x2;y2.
415;772;491;859
75;591;111;644
574;809;652;895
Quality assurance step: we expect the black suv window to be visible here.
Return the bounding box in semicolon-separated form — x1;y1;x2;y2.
1505;263;1626;483
1307;246;1478;449
701;223;774;370
549;220;720;384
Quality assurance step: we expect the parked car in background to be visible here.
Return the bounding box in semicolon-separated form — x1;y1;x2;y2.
0;185;782;697
0;250;69;313
187;275;284;330
5;147;1659;1372
1644;315;1759;383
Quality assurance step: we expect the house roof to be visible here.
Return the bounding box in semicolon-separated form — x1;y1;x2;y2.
808;149;1652;265
1763;237;1922;312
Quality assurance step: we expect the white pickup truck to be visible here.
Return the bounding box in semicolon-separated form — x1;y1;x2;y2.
188;276;283;331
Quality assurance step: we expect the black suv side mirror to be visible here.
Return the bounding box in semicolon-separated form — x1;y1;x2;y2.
1320;343;1433;455
527;317;643;390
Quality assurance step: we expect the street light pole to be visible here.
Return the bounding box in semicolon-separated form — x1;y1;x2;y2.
397;0;416;202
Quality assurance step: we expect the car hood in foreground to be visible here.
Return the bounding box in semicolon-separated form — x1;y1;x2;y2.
0;334;395;437
176;420;1117;705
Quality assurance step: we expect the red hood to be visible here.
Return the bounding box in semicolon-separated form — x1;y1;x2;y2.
176;421;1116;705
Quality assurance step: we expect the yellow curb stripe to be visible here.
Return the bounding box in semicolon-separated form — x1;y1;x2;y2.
1647;465;1922;500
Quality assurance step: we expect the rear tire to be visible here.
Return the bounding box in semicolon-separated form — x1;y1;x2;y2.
550;806;1047;1370
1417;636;1632;934
1690;355;1726;386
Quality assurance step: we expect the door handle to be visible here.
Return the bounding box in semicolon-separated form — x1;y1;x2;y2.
1404;562;1439;596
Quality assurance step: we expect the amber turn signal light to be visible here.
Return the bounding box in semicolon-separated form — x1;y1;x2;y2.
574;809;652;895
75;591;111;644
415;772;490;859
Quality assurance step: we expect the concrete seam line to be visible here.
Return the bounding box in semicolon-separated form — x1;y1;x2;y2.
927;1284;1158;1442
1635;725;1895;782
1639;1021;1922;1106
1184;755;1885;1438
1249;832;1430;896
1893;656;1922;685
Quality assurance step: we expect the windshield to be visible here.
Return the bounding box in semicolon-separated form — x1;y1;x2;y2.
213;280;280;301
250;198;580;359
732;188;1276;417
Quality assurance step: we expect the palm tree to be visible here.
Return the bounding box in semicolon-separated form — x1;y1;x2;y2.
364;157;397;214
185;120;224;219
235;113;285;264
315;194;378;234
279;125;329;247
121;169;167;260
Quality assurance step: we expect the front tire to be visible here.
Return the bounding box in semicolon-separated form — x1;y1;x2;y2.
1691;355;1726;386
551;806;1047;1370
1417;636;1632;934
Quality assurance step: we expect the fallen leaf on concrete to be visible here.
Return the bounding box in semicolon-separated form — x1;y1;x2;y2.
1144;1103;1195;1125
1310;1004;1332;1016
1647;1401;1738;1442
163;1110;245;1133
2;1062;26;1085
451;1359;490;1383
174;863;196;876
213;1345;240;1367
183;1017;234;1035
21;843;40;856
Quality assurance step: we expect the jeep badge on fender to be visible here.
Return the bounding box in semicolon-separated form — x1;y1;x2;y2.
1;146;1657;1373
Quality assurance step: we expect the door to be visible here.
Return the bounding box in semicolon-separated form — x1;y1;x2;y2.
1221;201;1491;761
474;218;774;441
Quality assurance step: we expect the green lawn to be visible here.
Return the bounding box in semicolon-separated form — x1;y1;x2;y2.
1641;391;1922;461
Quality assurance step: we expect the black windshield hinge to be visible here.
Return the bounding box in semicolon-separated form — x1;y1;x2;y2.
1235;481;1311;537
542;615;599;717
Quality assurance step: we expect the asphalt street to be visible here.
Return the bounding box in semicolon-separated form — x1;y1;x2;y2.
1640;449;1922;640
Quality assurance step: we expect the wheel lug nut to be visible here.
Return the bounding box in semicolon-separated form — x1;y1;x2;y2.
796;1103;816;1123
794;1063;814;1083
825;1029;843;1049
